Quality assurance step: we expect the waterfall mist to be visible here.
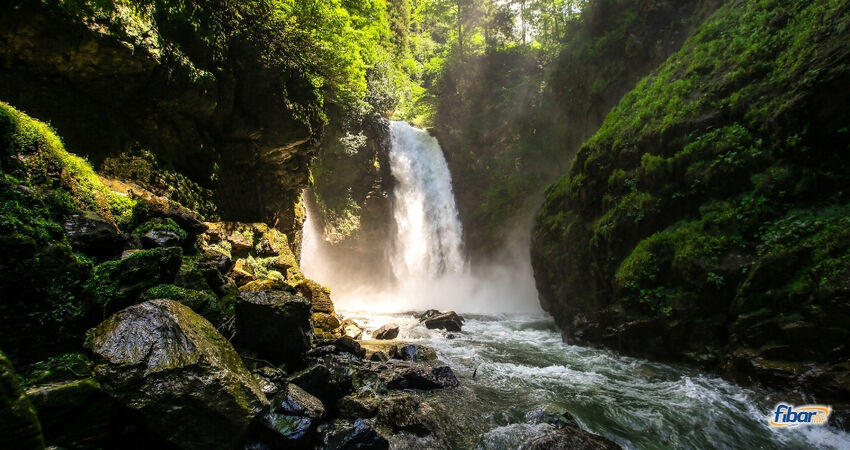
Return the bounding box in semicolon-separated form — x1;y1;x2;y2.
302;121;541;314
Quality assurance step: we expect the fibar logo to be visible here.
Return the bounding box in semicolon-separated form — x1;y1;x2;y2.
769;403;831;428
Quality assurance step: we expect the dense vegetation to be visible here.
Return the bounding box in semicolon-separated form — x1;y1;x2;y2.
532;0;850;407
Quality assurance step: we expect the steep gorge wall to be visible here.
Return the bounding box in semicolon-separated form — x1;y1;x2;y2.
532;0;850;416
0;1;319;238
434;0;719;262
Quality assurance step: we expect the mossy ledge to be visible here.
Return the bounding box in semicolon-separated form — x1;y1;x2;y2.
531;0;850;410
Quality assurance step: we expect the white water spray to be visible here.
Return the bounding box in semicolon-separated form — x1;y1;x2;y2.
301;121;540;313
389;121;466;279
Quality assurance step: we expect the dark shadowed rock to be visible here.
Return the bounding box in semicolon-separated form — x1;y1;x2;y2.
416;309;441;321
388;344;437;362
335;336;366;358
423;311;464;332
64;211;137;257
253;383;325;449
380;361;459;390
236;290;312;368
291;358;354;408
322;419;389;450
141;230;183;248
521;425;621;450
0;351;44;449
87;300;268;449
375;393;439;435
97;247;183;312
373;323;400;340
26;378;115;448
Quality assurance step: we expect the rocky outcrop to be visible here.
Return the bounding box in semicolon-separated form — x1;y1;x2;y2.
0;1;318;229
373;323;400;340
87;300;268;449
63;211;138;257
252;382;326;449
422;311;464;332
0;351;44;449
531;0;850;413
235;290;313;369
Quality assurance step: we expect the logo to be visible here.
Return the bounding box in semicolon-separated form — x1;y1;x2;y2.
769;403;831;428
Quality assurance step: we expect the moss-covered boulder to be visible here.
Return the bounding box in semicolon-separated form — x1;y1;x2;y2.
87;299;268;449
86;247;182;314
531;0;850;406
235;290;313;369
0;350;44;449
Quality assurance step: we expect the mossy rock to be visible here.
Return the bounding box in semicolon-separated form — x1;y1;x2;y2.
0;350;45;449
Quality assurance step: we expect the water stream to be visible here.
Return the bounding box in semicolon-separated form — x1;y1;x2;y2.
301;122;850;448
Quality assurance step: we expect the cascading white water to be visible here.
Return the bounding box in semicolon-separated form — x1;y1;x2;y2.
388;121;466;279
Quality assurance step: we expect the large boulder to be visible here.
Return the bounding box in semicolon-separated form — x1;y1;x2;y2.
373;323;399;340
235;290;312;368
0;351;44;449
88;247;183;313
63;211;138;257
423;311;464;332
378;361;459;390
290;358;354;408
87;300;268;449
26;378;116;448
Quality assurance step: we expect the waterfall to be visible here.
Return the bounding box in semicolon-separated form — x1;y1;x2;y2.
388;121;466;279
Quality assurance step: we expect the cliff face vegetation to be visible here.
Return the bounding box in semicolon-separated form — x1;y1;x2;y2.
532;0;850;408
434;0;720;260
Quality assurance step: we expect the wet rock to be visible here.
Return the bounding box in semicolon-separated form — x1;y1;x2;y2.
321;419;389;450
0;351;44;449
235;290;312;368
87;300;268;449
307;345;338;358
375;393;439;435
373;323;400;340
423;311;464;332
95;247;183;312
291;358;354;407
380;361;459;390
313;312;342;336
335;336;366;358
521;425;621;449
369;351;388;362
141;229;183;248
253;383;325;448
63;211;135;257
26;378;120;448
388;344;437;362
341;319;364;340
415;309;441;321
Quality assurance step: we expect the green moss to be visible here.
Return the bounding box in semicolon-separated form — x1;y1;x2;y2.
19;352;93;389
133;217;188;240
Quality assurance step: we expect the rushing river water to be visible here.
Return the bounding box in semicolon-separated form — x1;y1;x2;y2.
302;121;850;449
341;311;850;449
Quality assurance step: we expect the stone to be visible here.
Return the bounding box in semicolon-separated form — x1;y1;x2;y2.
0;351;44;449
369;351;388;362
415;309;441;321
341;319;364;340
373;323;400;340
96;247;183;313
235;290;313;368
388;344;437;362
253;382;325;448
423;311;464;332
521;425;622;450
26;378;118;448
290;358;354;407
87;300;268;449
335;336;366;358
380;361;459;390
63;211;136;257
322;419;389;450
141;229;183;248
375;393;439;436
313;312;341;333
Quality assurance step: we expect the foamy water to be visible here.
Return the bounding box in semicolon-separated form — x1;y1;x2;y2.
344;312;850;449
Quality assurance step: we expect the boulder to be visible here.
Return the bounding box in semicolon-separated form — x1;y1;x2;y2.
141;230;183;248
235;290;312;368
380;361;459;390
63;211;137;257
423;311;464;331
341;319;364;340
87;300;268;449
90;247;183;312
322;419;389;450
0;351;44;449
375;393;439;435
373;323;400;340
290;358;354;407
26;378;115;448
521;425;621;450
416;309;441;321
253;383;325;448
388;344;437;362
335;336;366;358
